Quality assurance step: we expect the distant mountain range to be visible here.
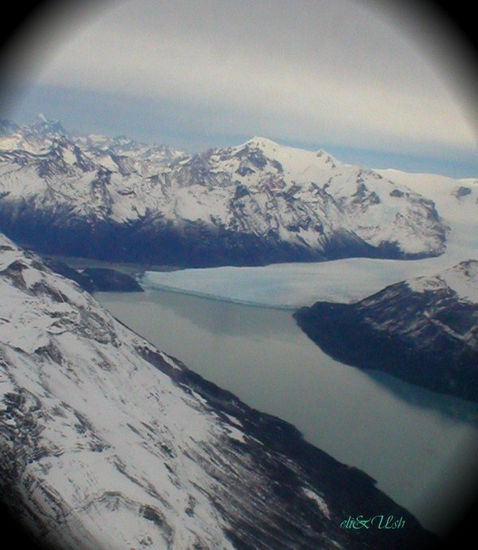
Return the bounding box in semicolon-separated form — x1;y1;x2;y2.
0;117;450;267
0;233;437;549
295;260;478;402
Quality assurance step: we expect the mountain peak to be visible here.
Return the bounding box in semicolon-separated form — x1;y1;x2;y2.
242;137;338;168
28;115;67;138
246;136;280;146
241;136;283;155
315;148;338;166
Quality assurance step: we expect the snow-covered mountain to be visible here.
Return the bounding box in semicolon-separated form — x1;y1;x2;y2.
0;116;185;176
0;118;448;266
137;162;478;308
0;233;437;549
295;260;478;402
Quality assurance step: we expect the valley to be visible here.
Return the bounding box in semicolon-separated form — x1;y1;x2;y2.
96;284;478;537
1;117;476;549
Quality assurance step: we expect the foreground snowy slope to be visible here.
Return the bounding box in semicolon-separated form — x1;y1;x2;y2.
0;118;447;266
0;233;436;549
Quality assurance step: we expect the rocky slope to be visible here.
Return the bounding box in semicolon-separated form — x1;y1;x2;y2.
295;260;478;402
0;118;448;266
0;233;438;549
40;258;144;293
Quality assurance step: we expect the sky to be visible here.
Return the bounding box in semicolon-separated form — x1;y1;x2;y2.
0;0;476;176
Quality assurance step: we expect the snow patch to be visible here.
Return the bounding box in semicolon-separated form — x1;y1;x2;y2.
303;488;331;519
408;261;478;303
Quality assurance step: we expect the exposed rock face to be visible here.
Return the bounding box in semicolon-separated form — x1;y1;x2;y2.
41;258;143;293
0;119;448;267
77;267;143;292
295;260;478;402
0;233;437;549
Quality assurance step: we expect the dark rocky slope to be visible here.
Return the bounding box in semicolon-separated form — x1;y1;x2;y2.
41;257;143;292
295;260;478;402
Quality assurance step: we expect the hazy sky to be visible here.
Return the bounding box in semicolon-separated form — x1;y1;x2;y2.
1;0;476;175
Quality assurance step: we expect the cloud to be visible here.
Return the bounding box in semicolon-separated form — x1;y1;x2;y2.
2;0;476;158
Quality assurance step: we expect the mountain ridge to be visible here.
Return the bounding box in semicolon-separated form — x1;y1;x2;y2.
0;118;448;267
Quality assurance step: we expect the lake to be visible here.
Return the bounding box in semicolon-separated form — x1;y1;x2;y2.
96;287;478;536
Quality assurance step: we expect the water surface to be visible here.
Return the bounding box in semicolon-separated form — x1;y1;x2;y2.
97;288;478;535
